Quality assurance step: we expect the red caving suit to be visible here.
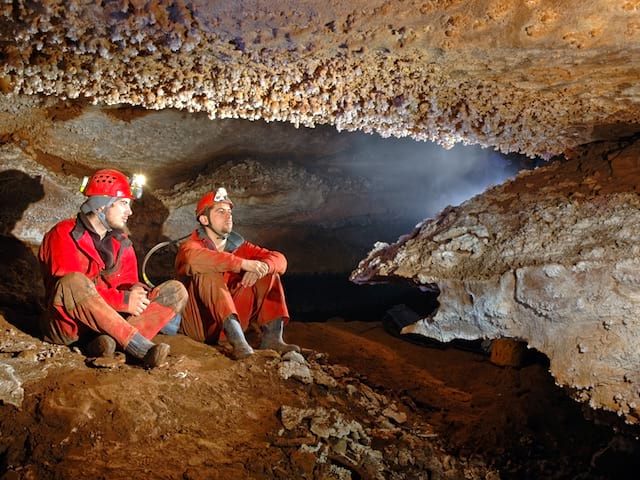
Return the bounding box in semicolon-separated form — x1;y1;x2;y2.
38;216;185;348
175;227;289;343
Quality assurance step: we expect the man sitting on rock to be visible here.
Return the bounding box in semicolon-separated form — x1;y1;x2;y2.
38;169;188;368
175;187;299;359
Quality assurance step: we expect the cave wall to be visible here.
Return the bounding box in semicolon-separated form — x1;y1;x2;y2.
352;138;640;424
2;0;638;272
1;0;640;427
1;94;530;279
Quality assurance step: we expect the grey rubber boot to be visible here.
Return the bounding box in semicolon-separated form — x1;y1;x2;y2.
259;318;300;353
159;313;182;336
125;332;170;368
223;315;254;360
86;334;116;358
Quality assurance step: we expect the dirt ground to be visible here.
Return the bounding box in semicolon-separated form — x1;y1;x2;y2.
1;305;640;480
287;319;640;479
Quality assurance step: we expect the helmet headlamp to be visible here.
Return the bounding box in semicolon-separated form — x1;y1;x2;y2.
213;187;229;203
129;174;146;200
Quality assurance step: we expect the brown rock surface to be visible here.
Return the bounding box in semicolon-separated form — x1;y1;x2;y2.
352;138;640;425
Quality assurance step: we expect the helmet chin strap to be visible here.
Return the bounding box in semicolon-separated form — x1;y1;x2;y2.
95;211;112;232
204;224;229;240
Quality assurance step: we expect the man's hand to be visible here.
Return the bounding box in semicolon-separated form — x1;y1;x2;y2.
127;284;150;316
240;271;260;287
241;259;269;278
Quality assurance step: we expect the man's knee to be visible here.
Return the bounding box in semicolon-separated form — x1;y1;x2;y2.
53;272;97;308
154;279;188;311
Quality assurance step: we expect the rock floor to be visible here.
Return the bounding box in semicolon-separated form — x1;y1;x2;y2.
1;312;639;480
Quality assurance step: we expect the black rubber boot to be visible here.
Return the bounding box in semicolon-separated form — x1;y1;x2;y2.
259;318;300;353
125;332;170;368
223;315;254;360
142;343;170;368
86;334;116;358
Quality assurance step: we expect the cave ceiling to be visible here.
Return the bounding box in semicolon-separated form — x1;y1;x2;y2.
1;0;638;262
2;0;639;156
2;1;640;427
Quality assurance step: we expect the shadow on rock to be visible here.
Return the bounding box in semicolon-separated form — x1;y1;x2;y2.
0;169;45;336
126;189;174;287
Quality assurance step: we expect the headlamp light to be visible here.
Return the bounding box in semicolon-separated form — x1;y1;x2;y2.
130;174;146;199
214;187;229;203
80;176;89;194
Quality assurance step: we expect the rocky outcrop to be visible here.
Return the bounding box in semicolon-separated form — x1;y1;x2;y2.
352;138;640;424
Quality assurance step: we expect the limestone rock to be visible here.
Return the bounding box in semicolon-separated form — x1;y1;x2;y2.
1;1;639;157
352;139;640;424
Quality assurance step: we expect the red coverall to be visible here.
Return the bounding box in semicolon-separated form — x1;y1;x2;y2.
175;228;289;343
38;217;185;348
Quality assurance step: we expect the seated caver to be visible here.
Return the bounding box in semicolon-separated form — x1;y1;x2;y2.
38;169;188;368
175;187;299;359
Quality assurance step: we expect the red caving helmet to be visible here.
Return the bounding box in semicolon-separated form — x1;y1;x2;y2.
196;187;234;216
80;169;145;200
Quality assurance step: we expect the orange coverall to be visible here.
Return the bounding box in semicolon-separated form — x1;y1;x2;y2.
175;228;289;343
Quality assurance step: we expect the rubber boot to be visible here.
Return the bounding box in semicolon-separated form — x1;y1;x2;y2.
222;315;254;360
125;332;170;368
159;313;181;336
259;318;300;353
143;343;171;368
85;334;116;358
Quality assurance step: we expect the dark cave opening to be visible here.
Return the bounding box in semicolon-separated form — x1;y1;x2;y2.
282;272;439;323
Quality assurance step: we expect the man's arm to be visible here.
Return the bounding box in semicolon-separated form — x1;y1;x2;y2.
43;223;136;313
40;222;88;277
237;241;287;275
177;239;245;276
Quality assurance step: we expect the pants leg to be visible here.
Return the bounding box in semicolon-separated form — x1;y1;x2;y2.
180;273;237;343
180;272;290;344
127;280;187;339
42;272;138;348
231;272;290;329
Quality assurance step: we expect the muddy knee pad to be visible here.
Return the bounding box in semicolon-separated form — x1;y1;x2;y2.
53;272;99;312
151;280;188;311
